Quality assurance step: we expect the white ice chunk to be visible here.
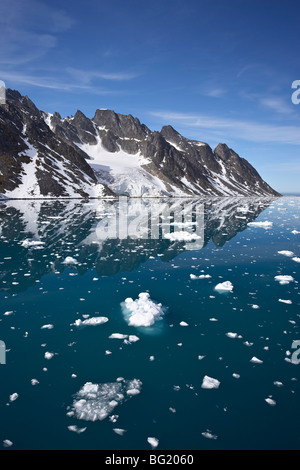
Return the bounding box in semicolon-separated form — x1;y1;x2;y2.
67;425;87;433
147;437;159;448
74;317;109;327
63;256;78;265
109;333;128;339
44;352;54;360
41;324;54;329
201;375;220;389
250;356;263;364
265;398;276;406
274;275;295;285
68;379;142;422
121;292;165;327
214;281;233;292
9;393;18;402
292;257;300;263
278;250;294;257
165;232;200;242
278;299;292;304
247;221;273;229
201;430;218;440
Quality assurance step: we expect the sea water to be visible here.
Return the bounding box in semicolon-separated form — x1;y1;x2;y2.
0;196;300;450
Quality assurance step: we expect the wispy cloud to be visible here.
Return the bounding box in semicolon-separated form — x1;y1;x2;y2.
0;71;128;95
150;110;300;146
66;67;140;83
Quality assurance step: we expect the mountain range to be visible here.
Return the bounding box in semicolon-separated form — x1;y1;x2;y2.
0;89;280;199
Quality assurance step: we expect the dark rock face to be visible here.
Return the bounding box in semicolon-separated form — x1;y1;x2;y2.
0;90;114;198
0;89;280;199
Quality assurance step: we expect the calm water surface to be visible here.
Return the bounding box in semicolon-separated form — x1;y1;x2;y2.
0;196;300;450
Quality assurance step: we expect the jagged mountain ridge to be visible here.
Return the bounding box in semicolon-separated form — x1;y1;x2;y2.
0;89;280;199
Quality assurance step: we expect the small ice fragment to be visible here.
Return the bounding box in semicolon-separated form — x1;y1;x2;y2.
180;321;189;326
3;311;13;316
252;304;260;309
201;430;218;440
62;256;78;265
128;335;140;343
3;440;13;447
274;275;295;285
190;274;211;280
9;393;18;402
113;428;127;436
247;221;273;229
278;250;294;257
165;232;200;242
67;425;87;433
201;375;220;389
226;332;238;338
250;356;263;364
278;299;292;304
232;373;240;379
44;352;54;360
74;317;108;327
215;281;233;292
109;333;128;339
265;398;276;406
292;257;300;263
147;437;159;448
41;324;54;329
31;379;39;386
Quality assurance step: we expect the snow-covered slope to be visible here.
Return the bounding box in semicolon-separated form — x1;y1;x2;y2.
0;89;280;199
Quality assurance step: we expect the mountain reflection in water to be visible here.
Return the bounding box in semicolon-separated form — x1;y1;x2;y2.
0;197;275;293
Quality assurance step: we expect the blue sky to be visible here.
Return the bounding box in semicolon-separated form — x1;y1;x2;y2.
0;0;300;194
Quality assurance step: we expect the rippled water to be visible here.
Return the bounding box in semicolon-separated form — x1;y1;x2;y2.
0;196;300;450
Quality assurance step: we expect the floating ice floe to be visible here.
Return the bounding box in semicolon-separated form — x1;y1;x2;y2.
247;221;273;229
291;230;300;234
214;281;233;292
250;356;263;364
67;425;87;434
147;437;159;448
292;257;300;263
164;232;200;242
67;378;142;422
226;332;242;339
113;428;127;436
74;317;109;327
31;379;39;386
201;430;218;440
41;324;54;329
190;274;211;280
62;256;78;265
274;275;295;285
278;299;292;304
9;393;18;402
265;398;276;406
121;292;165;327
3;440;13;447
21;239;45;248
109;333;128;339
201;375;220;389
44;352;55;360
179;321;189;326
278;250;294;257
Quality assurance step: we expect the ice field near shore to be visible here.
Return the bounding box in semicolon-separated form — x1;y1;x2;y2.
0;196;300;450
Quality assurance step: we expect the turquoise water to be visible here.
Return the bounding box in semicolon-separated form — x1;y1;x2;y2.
0;196;300;450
